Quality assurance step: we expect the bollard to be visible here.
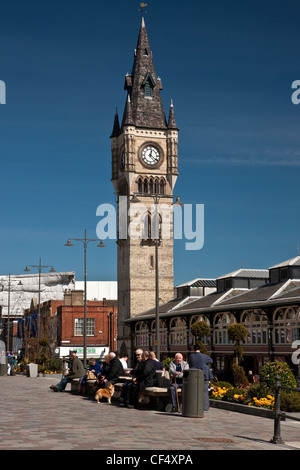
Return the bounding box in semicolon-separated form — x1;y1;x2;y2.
270;375;284;444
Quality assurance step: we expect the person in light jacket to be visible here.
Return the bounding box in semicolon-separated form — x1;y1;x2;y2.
168;353;189;412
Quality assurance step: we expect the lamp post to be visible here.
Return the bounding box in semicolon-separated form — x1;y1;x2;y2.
131;193;183;360
64;229;106;367
24;259;56;342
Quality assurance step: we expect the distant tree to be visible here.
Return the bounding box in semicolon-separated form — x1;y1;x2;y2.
228;323;248;365
191;320;210;355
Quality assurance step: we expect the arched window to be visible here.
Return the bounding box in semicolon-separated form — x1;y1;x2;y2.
143;178;148;194
170;318;186;346
142;212;151;240
241;310;268;345
213;312;235;345
150;319;167;348
149;177;154;194
135;322;149;347
159;178;165;195
138;177;143;194
273;307;300;345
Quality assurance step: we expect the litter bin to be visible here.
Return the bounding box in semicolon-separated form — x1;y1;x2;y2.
0;356;8;376
26;363;38;377
182;368;204;418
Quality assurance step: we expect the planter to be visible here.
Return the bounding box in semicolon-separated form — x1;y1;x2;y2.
210;399;274;419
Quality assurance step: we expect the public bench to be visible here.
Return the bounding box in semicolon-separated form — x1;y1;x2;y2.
114;370;181;411
71;370;180;411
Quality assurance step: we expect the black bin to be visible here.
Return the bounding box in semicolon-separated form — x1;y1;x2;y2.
182;368;204;418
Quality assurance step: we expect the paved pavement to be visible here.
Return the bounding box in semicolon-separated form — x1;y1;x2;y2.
0;375;299;455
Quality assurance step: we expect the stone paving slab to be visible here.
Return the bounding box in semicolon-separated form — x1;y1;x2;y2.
0;375;299;453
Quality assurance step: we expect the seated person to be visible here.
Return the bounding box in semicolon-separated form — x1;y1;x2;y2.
150;351;164;370
168;353;189;412
79;358;101;395
50;352;85;392
119;354;128;369
128;351;157;409
96;352;124;389
120;349;144;406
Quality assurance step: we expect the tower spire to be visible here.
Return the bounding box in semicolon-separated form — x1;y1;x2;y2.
122;18;167;129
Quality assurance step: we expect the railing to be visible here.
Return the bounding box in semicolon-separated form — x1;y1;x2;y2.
271;375;300;444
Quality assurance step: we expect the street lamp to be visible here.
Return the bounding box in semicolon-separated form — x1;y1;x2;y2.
64;229;106;367
131;192;183;359
24;259;55;342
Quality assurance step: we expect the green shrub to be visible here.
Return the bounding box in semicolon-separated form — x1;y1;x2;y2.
280;390;300;412
211;380;233;389
231;362;249;387
246;383;273;402
162;357;174;371
259;361;297;390
45;358;63;372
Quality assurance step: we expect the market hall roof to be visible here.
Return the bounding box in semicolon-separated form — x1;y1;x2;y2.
125;257;300;323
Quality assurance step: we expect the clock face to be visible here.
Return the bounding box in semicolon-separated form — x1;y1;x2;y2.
141;146;160;166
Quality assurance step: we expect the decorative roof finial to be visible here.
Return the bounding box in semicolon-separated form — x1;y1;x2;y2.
138;2;148;19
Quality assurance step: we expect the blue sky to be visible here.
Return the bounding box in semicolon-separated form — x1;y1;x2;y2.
1;0;300;285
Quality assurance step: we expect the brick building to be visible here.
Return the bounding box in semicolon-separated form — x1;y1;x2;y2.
23;290;118;360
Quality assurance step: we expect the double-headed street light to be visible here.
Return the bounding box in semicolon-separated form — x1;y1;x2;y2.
65;229;106;367
24;259;56;341
131;193;183;360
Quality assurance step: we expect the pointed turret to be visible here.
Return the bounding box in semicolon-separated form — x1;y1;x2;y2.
167;99;178;130
122;93;134;127
111;108;120;137
122;18;167;130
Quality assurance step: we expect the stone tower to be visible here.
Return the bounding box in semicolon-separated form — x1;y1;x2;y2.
111;18;179;355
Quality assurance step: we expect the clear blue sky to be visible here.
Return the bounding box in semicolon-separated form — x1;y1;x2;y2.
1;0;300;285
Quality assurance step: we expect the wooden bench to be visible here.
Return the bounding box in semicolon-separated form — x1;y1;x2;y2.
72;370;180;411
114;370;181;411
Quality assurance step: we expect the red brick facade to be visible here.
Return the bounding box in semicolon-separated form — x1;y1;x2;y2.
23;291;118;358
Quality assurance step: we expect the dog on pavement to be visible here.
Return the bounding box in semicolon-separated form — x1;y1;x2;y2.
95;383;115;404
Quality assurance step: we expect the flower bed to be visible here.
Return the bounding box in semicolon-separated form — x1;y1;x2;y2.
210;384;275;410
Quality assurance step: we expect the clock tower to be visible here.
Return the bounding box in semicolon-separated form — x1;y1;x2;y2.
111;18;179;356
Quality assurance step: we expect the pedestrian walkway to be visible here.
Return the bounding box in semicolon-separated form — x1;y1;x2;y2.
0;375;299;451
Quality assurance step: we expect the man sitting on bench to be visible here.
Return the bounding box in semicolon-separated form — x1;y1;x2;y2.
168;353;189;412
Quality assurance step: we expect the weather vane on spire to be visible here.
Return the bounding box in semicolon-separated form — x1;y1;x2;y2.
138;2;148;16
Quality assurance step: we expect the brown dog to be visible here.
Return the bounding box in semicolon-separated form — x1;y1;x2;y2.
95;383;115;404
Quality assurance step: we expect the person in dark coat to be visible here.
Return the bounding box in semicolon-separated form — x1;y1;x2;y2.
128;351;157;408
99;352;124;389
120;349;144;406
188;344;214;411
150;351;164;370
